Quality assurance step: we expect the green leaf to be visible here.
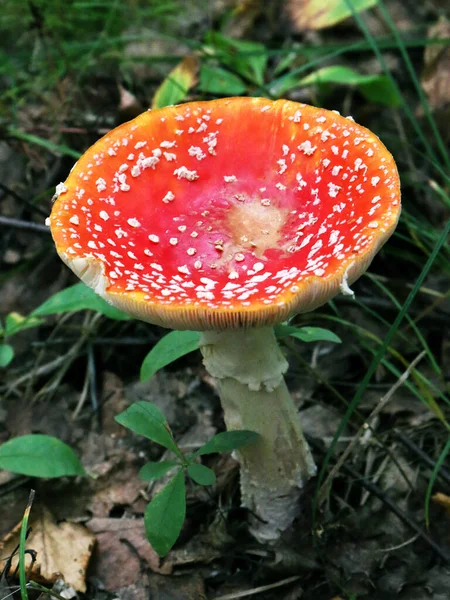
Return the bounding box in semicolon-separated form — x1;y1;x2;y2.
275;325;342;344
152;56;198;109
358;76;402;107
0;344;14;367
140;330;200;382
115;402;180;456
205;32;267;86
187;463;216;486
199;65;247;96
292;0;376;30
5;313;44;336
0;435;85;477
33;283;130;320
140;460;179;481
195;430;260;457
297;66;401;107
145;470;186;557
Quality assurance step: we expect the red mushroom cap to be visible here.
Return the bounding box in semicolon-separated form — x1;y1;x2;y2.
49;97;400;330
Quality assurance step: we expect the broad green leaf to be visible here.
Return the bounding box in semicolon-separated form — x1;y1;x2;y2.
5;312;44;336
152;56;198;109
290;0;376;30
205;32;267;86
199;65;247;96
275;325;342;344
33;283;130;320
140;461;179;481
298;66;401;107
358;76;402;107
195;430;260;457
145;470;186;557
187;463;216;486
0;344;14;368
115;402;180;456
0;435;85;477
140;330;200;382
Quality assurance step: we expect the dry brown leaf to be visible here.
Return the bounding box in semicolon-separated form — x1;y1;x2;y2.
288;0;376;31
118;85;144;122
86;452;145;517
0;506;95;592
101;371;129;437
422;18;450;110
87;517;172;590
432;492;450;514
148;572;206;600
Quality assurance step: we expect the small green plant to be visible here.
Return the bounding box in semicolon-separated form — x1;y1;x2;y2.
115;401;259;556
0;312;45;367
0;435;85;478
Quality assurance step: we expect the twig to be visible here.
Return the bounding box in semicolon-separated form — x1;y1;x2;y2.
72;362;90;420
88;343;99;414
1;354;73;392
309;437;450;563
341;461;450;562
0;183;49;217
394;430;450;487
32;336;151;347
0;216;49;234
318;351;426;504
376;533;420;553
28;582;73;600
32;313;102;402
212;575;301;600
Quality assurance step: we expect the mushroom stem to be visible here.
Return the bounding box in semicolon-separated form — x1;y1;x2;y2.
199;327;316;543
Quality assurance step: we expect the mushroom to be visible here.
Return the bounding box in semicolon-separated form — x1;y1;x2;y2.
49;98;401;542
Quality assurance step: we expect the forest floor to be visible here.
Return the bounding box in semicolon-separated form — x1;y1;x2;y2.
0;1;450;599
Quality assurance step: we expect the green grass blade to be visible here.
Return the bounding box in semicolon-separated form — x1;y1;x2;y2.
19;490;35;600
8;129;81;160
343;0;441;168
376;0;450;169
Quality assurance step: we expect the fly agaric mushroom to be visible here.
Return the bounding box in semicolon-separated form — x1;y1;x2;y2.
49;97;400;542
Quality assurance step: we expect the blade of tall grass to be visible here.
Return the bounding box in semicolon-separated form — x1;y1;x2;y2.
315;311;450;410
343;0;442;171
8;129;81;160
376;0;450;169
366;273;441;375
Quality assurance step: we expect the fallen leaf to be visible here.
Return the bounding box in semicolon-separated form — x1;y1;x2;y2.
152;56;199;110
87;517;172;591
148;572;206;600
169;511;233;567
118;85;144;122
422;18;450;110
0;506;95;593
287;0;376;30
101;372;129;437
432;492;450;515
86;451;146;517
